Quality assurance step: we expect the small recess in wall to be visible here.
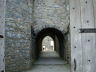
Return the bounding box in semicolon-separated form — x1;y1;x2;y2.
74;46;76;48
3;58;4;62
88;40;90;42
0;35;4;38
1;70;4;72
88;60;91;62
72;8;75;10
86;20;89;23
85;1;88;4
73;26;76;28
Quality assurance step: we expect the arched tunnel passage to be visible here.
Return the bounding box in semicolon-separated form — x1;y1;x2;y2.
33;28;66;61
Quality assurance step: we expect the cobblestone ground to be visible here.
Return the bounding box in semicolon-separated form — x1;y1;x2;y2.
23;51;70;72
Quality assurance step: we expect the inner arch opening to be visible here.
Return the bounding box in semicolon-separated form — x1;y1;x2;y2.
42;36;54;52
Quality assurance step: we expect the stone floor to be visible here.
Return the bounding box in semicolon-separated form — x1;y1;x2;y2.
23;51;70;72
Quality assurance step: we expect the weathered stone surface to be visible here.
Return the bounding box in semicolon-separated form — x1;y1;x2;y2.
33;0;69;34
0;0;6;72
5;0;33;72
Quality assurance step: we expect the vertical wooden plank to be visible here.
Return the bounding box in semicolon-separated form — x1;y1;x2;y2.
70;0;83;72
80;0;96;72
93;0;96;27
0;0;6;72
93;1;96;71
93;0;96;68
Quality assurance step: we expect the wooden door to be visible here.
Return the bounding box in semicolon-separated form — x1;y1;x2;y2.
80;0;96;72
70;0;96;72
70;0;83;72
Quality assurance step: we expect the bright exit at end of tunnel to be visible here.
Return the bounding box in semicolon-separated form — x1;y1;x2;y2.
42;36;54;52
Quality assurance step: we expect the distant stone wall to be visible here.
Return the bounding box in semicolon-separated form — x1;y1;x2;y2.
5;0;33;72
42;36;54;51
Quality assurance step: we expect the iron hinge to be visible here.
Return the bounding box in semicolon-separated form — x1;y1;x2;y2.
80;28;96;33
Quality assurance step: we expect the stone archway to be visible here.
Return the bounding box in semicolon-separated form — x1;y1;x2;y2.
32;28;66;61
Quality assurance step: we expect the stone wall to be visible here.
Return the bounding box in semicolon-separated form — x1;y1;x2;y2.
33;0;70;34
0;0;6;72
5;0;33;72
64;30;71;63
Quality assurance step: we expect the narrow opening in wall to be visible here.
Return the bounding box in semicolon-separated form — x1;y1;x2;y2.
42;36;54;52
1;70;4;72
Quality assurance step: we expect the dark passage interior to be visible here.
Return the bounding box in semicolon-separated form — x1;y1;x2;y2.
34;28;65;61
